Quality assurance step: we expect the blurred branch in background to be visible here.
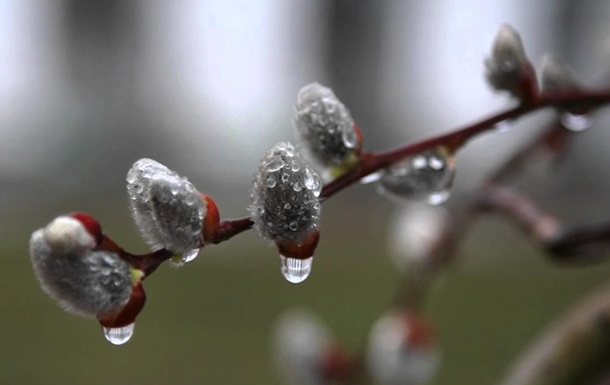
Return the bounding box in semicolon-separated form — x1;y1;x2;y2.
497;282;610;385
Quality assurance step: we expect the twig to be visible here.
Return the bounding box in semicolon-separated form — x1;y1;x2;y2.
212;88;610;245
496;282;610;385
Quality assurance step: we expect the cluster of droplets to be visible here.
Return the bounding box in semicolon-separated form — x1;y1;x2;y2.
295;83;360;168
377;147;456;206
127;158;206;266
250;142;322;283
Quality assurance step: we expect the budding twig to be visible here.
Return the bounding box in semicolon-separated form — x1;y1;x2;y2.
213;88;610;246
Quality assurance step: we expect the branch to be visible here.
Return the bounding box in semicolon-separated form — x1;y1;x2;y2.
547;221;610;262
212;88;610;245
488;120;573;184
496;282;610;385
477;183;562;244
477;184;610;263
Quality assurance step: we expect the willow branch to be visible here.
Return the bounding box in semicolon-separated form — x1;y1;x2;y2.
496;282;610;385
209;88;610;246
488;120;572;184
477;184;610;263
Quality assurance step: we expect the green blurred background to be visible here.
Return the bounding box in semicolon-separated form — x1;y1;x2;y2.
2;1;610;384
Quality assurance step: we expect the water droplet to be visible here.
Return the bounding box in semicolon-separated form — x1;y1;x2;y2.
126;168;138;184
322;98;337;114
267;156;285;172
284;144;295;157
428;157;444;170
291;161;301;172
284;203;291;210
280;255;313;284
560;112;592;132
289;221;299;231
170;184;180;195
412;156;427;170
184;192;197;206
266;178;277;188
494;121;511;134
281;173;289;183
378;147;455;206
342;126;359;149
426;190;451;205
182;248;200;263
360;171;384;185
293;182;303;192
103;323;135;345
304;169;322;197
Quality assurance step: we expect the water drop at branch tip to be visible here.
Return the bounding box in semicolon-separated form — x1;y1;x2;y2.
560;112;592;132
103;323;135;345
169;248;200;267
280;255;313;284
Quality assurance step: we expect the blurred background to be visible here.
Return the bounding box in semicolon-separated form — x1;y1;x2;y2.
3;0;610;384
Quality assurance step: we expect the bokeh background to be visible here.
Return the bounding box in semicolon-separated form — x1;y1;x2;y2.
2;1;610;384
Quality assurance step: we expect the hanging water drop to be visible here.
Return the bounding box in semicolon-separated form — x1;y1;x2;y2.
182;248;200;263
425;190;451;205
280;255;313;284
169;248;201;267
378;147;456;206
560;112;592;132
103;323;135;345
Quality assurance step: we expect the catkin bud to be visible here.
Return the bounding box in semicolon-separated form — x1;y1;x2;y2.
249;142;322;245
295;83;362;169
485;24;529;96
29;214;133;318
541;53;580;93
274;308;351;385
367;311;440;385
389;205;450;273
127;158;217;260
